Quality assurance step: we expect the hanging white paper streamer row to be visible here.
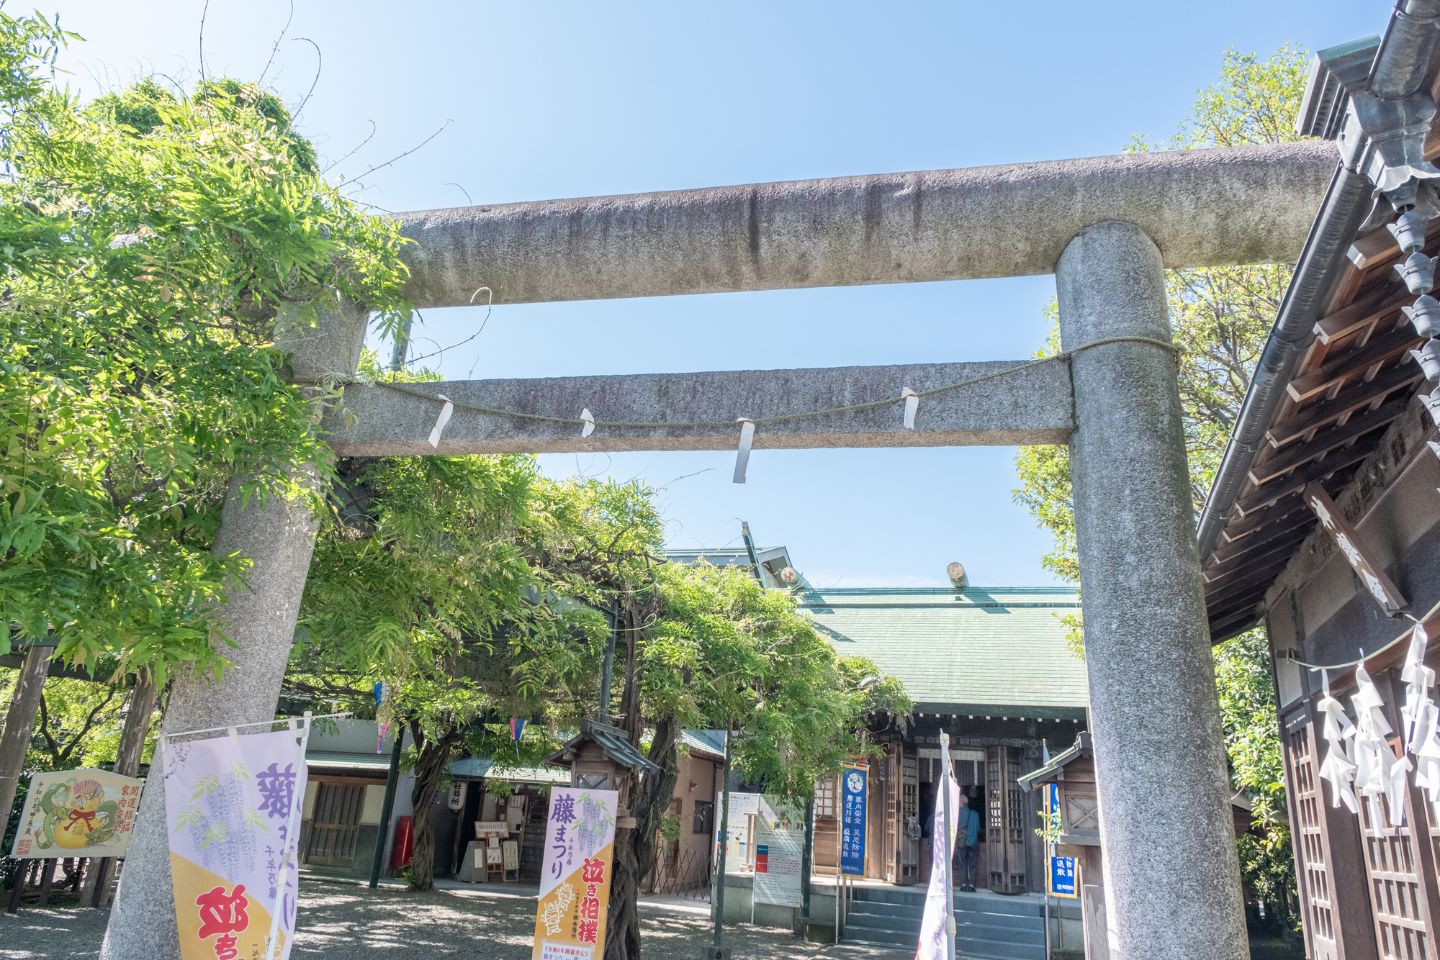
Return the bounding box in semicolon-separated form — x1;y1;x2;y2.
901;387;919;430
1317;671;1359;813
580;408;595;438
1351;661;1402;826
427;395;454;448
733;419;755;484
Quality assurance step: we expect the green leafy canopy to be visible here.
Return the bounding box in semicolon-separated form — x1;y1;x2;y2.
0;12;411;682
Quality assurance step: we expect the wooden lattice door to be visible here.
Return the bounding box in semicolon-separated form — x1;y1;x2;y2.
900;752;919;884
1357;788;1434;959
304;781;366;867
1281;701;1340;960
985;746;1026;894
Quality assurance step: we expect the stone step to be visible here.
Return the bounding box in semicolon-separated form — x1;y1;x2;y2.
847;902;924;922
955;932;1047;960
844;912;916;934
845;927;914;949
954;919;1045;946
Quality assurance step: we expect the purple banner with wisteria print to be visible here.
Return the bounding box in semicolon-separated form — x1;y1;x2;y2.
163;726;308;960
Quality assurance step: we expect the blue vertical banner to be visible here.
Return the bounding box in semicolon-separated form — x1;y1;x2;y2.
839;765;867;876
1047;783;1060;827
1048;855;1079;898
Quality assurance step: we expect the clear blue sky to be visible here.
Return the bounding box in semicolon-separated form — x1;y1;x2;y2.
49;0;1380;588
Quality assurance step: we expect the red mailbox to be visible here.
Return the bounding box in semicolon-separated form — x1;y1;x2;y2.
390;815;414;869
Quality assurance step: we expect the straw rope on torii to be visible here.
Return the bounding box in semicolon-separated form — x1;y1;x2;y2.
104;135;1340;960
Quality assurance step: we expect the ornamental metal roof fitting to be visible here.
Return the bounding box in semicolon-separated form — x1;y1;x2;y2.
1421;386;1440;424
1409;339;1440;379
1403;293;1440;336
1341;18;1440;223
1395;249;1439;292
1389;207;1432;249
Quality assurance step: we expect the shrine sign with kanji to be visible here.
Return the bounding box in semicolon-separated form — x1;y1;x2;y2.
532;787;619;960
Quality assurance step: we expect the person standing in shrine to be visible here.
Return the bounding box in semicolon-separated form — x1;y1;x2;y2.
957;792;981;893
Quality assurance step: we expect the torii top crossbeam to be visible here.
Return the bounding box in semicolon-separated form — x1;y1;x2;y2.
395;141;1333;308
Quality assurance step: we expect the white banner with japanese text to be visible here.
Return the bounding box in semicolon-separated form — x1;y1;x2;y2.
532;787;618;960
163;726;308;960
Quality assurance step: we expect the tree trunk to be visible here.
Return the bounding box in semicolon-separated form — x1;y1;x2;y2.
605;714;680;960
407;724;458;891
0;642;54;829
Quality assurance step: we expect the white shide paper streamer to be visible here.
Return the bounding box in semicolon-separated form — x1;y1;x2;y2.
901;387;919;430
1318;669;1359;813
580;408;595;438
427;395;454;448
733;419;755;484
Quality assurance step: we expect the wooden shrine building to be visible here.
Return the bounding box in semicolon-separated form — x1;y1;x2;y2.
1197;35;1440;960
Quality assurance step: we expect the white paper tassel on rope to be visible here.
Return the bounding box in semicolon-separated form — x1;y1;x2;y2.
1415;720;1440;811
733;419;755;484
1401;623;1435;752
580;408;595;438
901;387;919;430
427;395;454;448
1352;661;1402;826
1317;670;1359;812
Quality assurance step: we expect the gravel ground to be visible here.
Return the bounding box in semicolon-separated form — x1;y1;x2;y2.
0;881;909;960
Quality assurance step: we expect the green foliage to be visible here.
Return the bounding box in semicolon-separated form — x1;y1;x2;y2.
647;562;910;800
1011;46;1307;916
0;12;410;682
1217;630;1293;908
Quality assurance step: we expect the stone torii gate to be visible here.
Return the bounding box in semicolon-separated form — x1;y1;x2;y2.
101;139;1337;960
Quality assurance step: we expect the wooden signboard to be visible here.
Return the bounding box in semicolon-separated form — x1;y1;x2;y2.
1303;482;1408;616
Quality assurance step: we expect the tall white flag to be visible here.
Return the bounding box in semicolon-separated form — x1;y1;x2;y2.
916;732;960;960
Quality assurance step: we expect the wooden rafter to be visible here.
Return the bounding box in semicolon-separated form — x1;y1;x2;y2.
1202;552;1292;597
1220;495;1306;542
1285;325;1422;402
1312;288;1409;346
1247;399;1409;486
1234;442;1375;516
1209;521;1312;567
1266;361;1422;448
1204;533;1313;583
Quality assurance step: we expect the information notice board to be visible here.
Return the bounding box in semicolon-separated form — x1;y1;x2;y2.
752;796;804;909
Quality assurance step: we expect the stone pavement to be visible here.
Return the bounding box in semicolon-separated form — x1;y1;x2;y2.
0;880;910;960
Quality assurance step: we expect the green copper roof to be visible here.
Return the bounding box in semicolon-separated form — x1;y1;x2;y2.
797;586;1088;716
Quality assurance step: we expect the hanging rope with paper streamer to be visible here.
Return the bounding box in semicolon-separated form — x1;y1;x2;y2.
427;395;454;448
376;334;1180;483
1317;669;1359;813
1310;619;1440;828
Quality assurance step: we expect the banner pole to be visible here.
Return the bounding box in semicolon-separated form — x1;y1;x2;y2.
940;731;956;960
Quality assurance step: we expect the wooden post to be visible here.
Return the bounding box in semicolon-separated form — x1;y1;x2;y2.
83;672;158;907
0;642;55;828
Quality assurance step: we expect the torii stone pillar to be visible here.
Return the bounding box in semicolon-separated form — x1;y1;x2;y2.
1057;220;1247;960
101;304;367;960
